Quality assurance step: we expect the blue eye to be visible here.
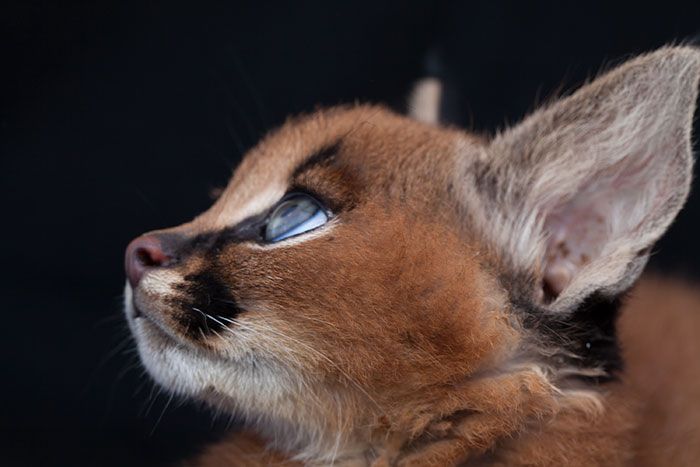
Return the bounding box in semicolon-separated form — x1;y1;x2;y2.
264;194;329;243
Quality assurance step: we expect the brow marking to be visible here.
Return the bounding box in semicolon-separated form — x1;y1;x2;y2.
291;140;342;179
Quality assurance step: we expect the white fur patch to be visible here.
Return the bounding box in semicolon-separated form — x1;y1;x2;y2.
127;305;359;461
138;269;181;296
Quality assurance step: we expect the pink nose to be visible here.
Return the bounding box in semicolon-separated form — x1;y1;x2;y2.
124;235;171;288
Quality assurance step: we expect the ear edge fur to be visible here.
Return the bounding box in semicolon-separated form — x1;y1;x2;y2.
469;46;700;312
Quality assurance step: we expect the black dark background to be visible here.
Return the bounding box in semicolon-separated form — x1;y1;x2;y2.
2;1;700;466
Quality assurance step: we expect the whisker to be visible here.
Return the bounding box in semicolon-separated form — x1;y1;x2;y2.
149;391;175;436
210;67;258;147
241;316;381;411
215;315;236;324
142;383;165;417
202;313;227;328
228;50;269;131
192;307;212;333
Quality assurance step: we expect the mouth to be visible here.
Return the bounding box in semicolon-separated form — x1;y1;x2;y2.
125;275;244;347
127;290;219;349
129;300;186;350
125;287;175;339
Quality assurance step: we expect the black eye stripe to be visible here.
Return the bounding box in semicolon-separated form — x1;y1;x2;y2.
171;213;269;259
172;189;333;258
217;212;269;244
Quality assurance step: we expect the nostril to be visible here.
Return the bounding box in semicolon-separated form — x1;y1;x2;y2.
125;235;171;288
135;245;169;267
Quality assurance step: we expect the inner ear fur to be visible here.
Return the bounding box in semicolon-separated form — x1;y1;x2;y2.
470;46;700;311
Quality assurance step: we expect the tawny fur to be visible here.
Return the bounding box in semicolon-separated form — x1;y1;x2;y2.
123;47;700;466
192;279;700;466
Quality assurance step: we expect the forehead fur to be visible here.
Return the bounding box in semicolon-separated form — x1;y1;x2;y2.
190;105;478;232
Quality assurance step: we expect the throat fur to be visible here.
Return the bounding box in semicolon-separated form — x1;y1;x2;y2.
367;366;634;466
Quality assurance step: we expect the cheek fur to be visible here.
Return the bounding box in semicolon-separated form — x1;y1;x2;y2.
215;206;517;391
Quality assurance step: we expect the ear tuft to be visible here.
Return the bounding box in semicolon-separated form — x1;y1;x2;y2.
408;77;443;124
467;46;700;311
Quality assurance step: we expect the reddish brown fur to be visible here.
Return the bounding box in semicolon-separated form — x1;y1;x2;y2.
192;277;700;466
124;48;700;466
620;278;700;466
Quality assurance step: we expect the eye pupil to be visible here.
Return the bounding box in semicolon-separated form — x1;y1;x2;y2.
264;194;329;243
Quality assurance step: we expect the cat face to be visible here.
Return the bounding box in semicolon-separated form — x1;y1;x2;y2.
124;47;699;458
124;107;507;425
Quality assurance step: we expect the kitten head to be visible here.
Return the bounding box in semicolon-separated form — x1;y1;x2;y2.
124;47;699;459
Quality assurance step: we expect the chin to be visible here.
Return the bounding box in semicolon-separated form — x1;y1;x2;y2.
123;281;307;420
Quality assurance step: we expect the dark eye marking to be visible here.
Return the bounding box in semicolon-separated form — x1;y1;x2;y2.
214;212;269;246
169;141;345;261
292;140;341;178
169;214;269;260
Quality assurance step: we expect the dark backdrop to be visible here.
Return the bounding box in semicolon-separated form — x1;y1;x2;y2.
2;2;700;466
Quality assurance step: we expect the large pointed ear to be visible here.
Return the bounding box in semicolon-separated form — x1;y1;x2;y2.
470;47;700;311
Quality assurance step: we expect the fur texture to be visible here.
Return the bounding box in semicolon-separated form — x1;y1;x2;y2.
123;47;700;465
